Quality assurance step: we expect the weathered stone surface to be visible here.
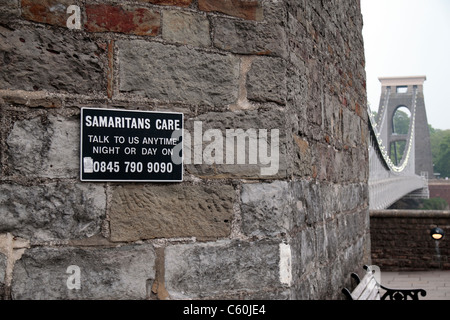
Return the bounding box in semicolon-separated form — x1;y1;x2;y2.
165;240;282;299
211;1;286;57
85;4;160;36
199;0;263;21
0;0;20;27
0;182;106;242
109;183;234;241
292;134;313;177
21;0;72;27
6;115;79;178
138;0;192;7
118;40;239;106
246;56;287;104
0;27;106;94
240;181;294;237
213;16;287;57
11;245;155;299
342;108;361;148
315;220;339;262
240;180;367;239
183;109;288;179
0;253;5;286
0;90;62;108
291;227;316;278
162;10;210;47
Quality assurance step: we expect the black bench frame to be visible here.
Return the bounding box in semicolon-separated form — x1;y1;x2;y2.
342;265;427;300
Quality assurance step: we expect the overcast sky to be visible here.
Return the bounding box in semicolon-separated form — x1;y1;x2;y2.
361;0;450;130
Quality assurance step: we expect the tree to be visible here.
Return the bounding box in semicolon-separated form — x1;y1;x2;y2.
422;197;449;210
429;125;450;178
392;108;410;135
389;109;410;164
435;133;450;178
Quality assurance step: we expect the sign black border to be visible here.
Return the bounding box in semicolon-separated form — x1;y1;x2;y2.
80;107;183;182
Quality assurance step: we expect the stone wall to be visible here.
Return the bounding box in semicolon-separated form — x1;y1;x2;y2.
0;0;369;299
371;210;450;271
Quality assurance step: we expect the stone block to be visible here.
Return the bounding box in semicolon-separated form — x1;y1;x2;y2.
198;0;263;21
0;27;105;94
162;10;210;47
240;181;293;237
291;226;316;277
241;180;344;240
300;181;323;225
212;16;287;57
0;252;5;287
342;108;360;148
0;182;106;242
0;90;62;108
85;4;160;36
118;40;239;106
315;220;339;261
211;1;287;57
0;0;20;25
109;183;234;241
246;56;287;105
292;134;313;177
11;245;155;299
183;109;288;179
6;115;79;178
165;240;282;299
138;0;192;7
21;0;72;27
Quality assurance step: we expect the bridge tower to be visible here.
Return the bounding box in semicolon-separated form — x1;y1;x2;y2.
376;75;434;179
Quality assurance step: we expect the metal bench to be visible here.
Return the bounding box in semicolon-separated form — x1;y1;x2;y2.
342;265;427;300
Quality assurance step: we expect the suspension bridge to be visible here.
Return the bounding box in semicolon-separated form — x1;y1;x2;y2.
368;76;433;210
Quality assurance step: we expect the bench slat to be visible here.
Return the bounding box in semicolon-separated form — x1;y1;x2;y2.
351;272;373;299
368;285;381;300
357;277;378;300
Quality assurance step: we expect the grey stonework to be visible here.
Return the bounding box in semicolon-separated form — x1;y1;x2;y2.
0;27;106;94
109;183;234;241
165;240;284;299
240;181;293;237
162;10;211;48
183;109;289;179
241;181;367;238
118;40;240;106
11;245;155;300
0;253;5;298
246;56;287;105
0;182;106;243
6;115;79;178
0;0;369;300
211;0;288;58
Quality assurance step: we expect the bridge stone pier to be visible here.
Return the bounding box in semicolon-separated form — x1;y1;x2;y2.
377;76;434;178
368;76;433;210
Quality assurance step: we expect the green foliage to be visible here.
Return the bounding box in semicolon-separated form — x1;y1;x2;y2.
392;108;410;135
390;141;406;165
389;108;410;164
421;197;449;210
429;125;450;178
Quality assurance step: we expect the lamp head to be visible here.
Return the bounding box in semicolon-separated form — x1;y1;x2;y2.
431;227;445;241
